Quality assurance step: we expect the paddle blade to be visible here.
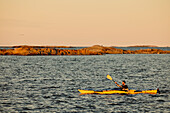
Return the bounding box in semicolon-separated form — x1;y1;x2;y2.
107;75;112;80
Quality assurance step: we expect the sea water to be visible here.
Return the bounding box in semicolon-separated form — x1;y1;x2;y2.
0;54;170;112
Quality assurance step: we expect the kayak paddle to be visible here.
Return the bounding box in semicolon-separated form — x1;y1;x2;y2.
107;75;122;88
107;75;115;82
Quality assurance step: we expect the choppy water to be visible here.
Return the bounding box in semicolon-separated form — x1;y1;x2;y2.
0;55;170;112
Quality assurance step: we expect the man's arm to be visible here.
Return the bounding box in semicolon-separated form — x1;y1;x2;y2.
115;82;122;88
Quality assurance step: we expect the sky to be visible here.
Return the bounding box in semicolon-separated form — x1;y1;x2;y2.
0;0;170;46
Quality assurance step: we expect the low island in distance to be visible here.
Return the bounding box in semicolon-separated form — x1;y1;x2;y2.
0;45;170;55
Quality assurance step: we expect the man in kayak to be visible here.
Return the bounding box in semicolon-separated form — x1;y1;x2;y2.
115;81;128;91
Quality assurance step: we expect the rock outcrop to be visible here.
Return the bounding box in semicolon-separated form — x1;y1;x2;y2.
0;45;170;55
81;45;123;54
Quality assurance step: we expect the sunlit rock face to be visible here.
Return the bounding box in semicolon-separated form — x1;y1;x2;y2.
0;45;170;55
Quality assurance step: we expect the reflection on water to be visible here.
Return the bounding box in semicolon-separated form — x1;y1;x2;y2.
0;55;170;112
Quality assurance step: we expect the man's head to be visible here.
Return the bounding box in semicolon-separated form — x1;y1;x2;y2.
122;81;126;85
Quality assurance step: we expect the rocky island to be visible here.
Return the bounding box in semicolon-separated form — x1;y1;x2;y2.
0;45;169;55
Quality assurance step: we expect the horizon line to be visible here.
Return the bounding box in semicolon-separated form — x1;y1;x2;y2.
0;44;169;47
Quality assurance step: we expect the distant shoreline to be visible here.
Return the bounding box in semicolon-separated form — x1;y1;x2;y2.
0;45;170;55
0;45;169;48
127;45;158;47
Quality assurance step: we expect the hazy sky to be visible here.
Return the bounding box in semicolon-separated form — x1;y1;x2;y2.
0;0;170;46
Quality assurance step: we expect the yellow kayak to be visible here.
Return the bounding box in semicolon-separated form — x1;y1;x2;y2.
78;88;159;95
